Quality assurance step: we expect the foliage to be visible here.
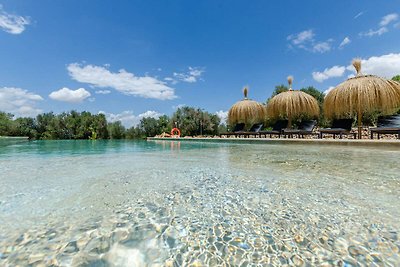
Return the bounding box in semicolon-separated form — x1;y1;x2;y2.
0;107;224;139
392;75;400;82
171;106;220;136
300;86;328;127
138;115;171;137
0;112;14;136
108;121;126;139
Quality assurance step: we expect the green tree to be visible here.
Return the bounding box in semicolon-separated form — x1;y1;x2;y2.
0;112;14;136
171;106;220;136
392;75;400;82
126;126;144;139
13;117;37;138
91;113;109;139
108;121;126;139
137;115;171;137
300;86;328;126
35;112;56;139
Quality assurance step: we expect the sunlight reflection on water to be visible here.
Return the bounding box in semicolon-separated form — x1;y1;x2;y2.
0;140;399;266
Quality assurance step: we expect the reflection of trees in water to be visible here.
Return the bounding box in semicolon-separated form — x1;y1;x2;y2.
154;140;181;151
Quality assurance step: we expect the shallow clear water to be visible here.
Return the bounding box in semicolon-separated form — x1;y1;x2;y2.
0;140;399;266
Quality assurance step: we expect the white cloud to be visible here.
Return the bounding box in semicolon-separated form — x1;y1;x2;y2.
173;67;205;83
312;41;332;53
215;110;228;125
380;13;398;26
346;53;400;78
395;22;400;29
323;86;335;96
359;13;398;38
287;29;332;54
354;11;364;19
95;90;111;94
49;87;91;103
164;77;178;85
0;87;43;117
99;110;163;128
67;63;176;100
312;65;346;82
0;5;30;34
360;27;388;37
339;37;351;49
287;29;315;45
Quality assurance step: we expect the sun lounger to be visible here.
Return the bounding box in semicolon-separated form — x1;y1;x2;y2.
370;115;400;139
283;120;318;138
319;119;356;139
259;120;288;138
219;123;245;137
240;123;264;138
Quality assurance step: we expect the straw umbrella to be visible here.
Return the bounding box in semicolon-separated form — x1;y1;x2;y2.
266;76;320;128
324;59;400;139
228;87;266;126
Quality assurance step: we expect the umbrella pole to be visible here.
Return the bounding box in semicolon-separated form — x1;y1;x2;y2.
357;109;362;139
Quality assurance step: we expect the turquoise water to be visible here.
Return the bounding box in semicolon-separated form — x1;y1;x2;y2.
0;140;399;266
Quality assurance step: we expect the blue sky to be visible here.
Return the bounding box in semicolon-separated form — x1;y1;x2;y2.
1;1;399;126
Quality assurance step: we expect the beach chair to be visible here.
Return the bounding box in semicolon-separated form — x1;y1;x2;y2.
259;120;288;138
370;114;400;139
319;119;356;139
219;123;245;137
282;120;318;138
240;123;264;138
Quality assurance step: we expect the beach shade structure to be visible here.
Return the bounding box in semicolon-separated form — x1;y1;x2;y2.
324;59;400;139
228;87;266;126
266;76;320;128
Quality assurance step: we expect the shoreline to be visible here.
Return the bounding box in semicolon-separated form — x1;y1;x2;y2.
147;136;400;148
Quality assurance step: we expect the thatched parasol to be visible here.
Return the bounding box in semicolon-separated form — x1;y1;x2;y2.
324;59;400;139
228;87;266;126
266;76;320;128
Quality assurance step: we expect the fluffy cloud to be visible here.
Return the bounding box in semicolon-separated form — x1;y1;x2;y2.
0;87;43;117
312;66;346;82
380;13;398;26
95;90;111;94
346;53;400;78
67;63;176;100
313;53;400;83
287;29;332;54
99;110;163;128
0;5;30;34
360;27;388;37
312;41;332;53
360;13;398;37
164;77;178;85
49;87;91;103
339;37;351;49
287;30;314;46
173;67;205;83
215;110;228;125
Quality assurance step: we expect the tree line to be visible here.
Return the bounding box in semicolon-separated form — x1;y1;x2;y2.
1;76;399;139
0;107;222;139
